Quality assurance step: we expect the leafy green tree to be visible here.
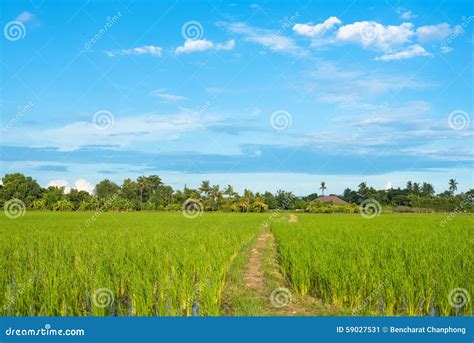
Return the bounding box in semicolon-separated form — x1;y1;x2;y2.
67;189;92;209
42;186;65;210
95;179;120;199
0;173;42;206
342;188;360;203
121;178;140;209
275;190;295;209
358;182;368;196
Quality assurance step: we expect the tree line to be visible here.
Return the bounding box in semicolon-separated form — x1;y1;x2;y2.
0;173;472;213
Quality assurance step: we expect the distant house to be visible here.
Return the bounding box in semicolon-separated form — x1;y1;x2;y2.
318;195;347;205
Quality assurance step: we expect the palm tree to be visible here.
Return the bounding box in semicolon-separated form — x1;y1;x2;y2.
224;184;236;198
319;182;327;196
199;180;210;197
137;176;149;203
210;185;222;210
412;182;420;195
448;179;458;195
421;182;435;196
406;181;413;192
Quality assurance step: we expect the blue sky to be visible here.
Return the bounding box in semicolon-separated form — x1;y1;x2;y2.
1;0;472;195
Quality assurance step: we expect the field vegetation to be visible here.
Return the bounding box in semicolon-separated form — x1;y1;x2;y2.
272;214;473;316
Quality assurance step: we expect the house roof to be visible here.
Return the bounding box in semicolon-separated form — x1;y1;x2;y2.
318;195;348;205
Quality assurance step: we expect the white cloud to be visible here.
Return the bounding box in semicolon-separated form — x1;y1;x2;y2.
216;39;236;50
105;45;162;57
416;23;455;43
385;181;393;190
375;44;431;61
293;16;341;37
396;8;416;20
16;11;34;23
47;179;71;193
176;39;213;53
221;22;305;55
175;39;235;54
336;21;415;51
304;62;435;107
3;110;224;151
150;89;187;102
75;178;94;193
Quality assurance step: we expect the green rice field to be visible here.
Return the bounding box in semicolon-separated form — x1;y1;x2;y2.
1;212;472;316
272;214;473;316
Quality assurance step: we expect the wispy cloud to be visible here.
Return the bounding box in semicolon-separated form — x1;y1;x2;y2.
416;23;458;43
150;89;187;102
2;110;223;151
293;16;341;37
396;8;416;20
16;11;34;23
175;39;235;54
220;22;306;55
375;44;432;61
335;21;415;51
303;61;434;107
105;45;162;57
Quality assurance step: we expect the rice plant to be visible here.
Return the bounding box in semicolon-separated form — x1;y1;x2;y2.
271;214;473;316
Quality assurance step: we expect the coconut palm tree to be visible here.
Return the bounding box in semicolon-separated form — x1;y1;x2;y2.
199;180;210;197
319;181;327;196
421;182;435;196
448;178;458;195
406;181;413;192
223;184;236;198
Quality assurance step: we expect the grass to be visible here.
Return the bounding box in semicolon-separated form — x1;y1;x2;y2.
0;212;266;316
271;213;473;316
1;211;472;316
